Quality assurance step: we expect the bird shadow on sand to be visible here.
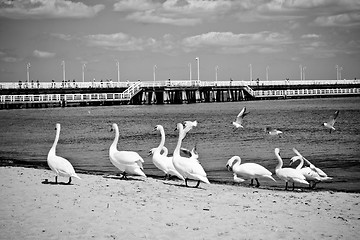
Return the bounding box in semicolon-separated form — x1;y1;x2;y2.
162;181;207;190
41;179;73;185
102;174;145;182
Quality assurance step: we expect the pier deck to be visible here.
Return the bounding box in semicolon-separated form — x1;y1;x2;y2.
1;79;359;109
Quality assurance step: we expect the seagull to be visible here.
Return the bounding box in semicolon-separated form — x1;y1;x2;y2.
265;126;283;137
232;107;249;129
323;110;339;133
183;120;197;135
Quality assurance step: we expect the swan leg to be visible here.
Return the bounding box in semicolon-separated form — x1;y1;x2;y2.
185;178;188;187
194;180;200;188
67;177;72;185
55;176;58;184
285;182;288;190
121;172;128;180
292;182;295;191
250;179;254;186
255;178;260;188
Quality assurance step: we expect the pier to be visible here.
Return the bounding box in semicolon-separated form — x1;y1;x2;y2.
0;79;359;109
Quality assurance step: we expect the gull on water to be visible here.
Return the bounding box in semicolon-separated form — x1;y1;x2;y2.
323;110;339;133
232;106;249;129
109;123;146;179
265;126;283;137
47;123;81;184
172;123;210;188
274;148;309;190
226;156;276;187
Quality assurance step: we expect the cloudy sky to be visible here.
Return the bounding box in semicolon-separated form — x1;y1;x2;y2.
0;0;359;83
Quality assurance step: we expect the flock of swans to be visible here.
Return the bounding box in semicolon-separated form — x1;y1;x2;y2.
46;108;338;190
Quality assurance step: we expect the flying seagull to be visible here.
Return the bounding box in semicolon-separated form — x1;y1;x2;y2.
323;110;339;133
232;107;249;129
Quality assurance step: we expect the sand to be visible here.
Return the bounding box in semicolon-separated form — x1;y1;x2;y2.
0;166;359;240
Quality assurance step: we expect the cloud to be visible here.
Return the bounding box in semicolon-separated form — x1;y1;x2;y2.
83;32;146;51
301;34;320;39
0;0;105;19
314;12;360;27
33;50;56;58
114;0;232;26
182;31;291;53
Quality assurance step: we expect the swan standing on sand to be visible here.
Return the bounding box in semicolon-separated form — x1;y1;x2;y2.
226;156;276;187
150;125;184;180
173;123;210;188
274;148;308;190
290;155;321;188
323;110;339;133
292;148;332;183
109;123;146;179
47;123;81;184
232;106;249;129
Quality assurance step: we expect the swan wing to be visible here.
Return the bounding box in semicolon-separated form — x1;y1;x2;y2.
111;150;144;164
48;155;80;178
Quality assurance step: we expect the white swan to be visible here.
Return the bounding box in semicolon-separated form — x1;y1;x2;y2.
232;106;249;129
109;123;146;179
274;148;308;190
150;125;184;180
226;156;276;187
292;148;332;181
173;123;210;188
265;126;283;137
180;145;199;159
323;110;339;133
47;123;81;184
290;155;321;188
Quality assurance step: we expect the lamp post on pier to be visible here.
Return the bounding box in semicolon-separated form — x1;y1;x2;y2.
61;60;66;82
26;62;31;83
195;57;200;82
188;63;192;81
153;65;157;83
266;66;269;81
116;60;120;83
299;64;303;80
82;63;86;83
215;65;219;84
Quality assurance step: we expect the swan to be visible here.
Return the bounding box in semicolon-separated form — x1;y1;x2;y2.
226;156;276;187
150;125;184;180
232;106;249;129
323;110;339;133
292;148;332;181
265;126;283;137
47;123;81;184
183;120;198;135
172;123;210;188
290;155;322;188
109;123;146;179
180;145;199;159
274;148;308;190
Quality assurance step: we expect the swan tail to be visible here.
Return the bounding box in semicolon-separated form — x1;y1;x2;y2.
168;170;185;181
136;160;144;170
71;173;81;180
197;175;210;184
265;175;276;182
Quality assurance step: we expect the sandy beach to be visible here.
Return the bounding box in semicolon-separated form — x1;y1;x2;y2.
0;166;359;240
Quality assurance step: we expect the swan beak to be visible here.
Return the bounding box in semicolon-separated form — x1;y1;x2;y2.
226;164;232;171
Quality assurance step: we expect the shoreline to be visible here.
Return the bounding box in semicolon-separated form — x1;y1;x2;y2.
1;166;359;239
1;159;359;194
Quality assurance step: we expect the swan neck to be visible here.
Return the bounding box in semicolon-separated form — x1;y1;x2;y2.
275;151;283;170
111;125;119;151
49;127;60;156
174;126;184;156
297;158;304;170
157;127;165;150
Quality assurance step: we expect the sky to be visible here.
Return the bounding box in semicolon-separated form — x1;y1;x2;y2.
0;0;359;83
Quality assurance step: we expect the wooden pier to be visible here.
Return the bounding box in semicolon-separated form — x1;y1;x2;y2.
1;79;359;109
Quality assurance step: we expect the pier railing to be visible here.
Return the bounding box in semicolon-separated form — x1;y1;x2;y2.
1;79;359;90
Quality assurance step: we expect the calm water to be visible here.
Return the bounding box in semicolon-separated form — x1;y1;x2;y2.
1;97;359;192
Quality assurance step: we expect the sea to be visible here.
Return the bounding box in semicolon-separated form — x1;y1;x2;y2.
1;97;359;192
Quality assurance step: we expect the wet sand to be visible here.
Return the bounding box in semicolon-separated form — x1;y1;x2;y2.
0;166;359;239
